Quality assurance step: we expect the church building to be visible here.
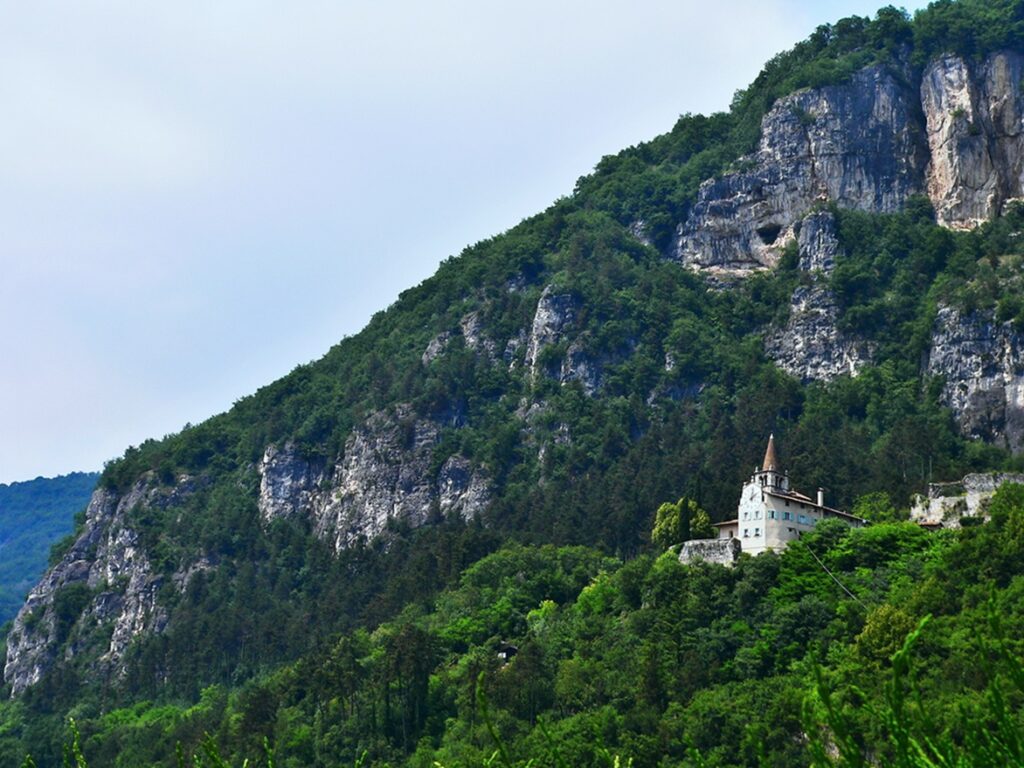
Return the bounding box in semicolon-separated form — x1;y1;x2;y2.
713;435;866;556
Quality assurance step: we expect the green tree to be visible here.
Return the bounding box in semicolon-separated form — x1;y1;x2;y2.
651;497;709;549
851;491;903;523
690;508;714;539
652;501;685;550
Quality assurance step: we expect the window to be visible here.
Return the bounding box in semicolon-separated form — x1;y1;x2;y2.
785;499;790;507
743;529;749;538
769;510;775;520
783;511;791;521
755;510;761;519
754;528;760;536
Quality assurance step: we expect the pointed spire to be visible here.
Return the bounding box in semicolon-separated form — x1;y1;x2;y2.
762;433;779;472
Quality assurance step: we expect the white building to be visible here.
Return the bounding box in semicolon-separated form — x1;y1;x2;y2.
714;435;866;556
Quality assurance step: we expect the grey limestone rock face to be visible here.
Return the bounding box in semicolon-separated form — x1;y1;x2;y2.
258;443;326;523
257;406;491;553
766;212;870;383
3;476;197;696
927;307;1024;452
421;332;452;366
922;52;1024;229
525;285;580;380
459;311;498;360
437;455;491;517
765;284;872;383
560;338;605;396
628;219;655;248
675;64;926;274
797;210;841;274
316;407;442;549
673;52;1024;276
523;284;633;396
422;311;499;366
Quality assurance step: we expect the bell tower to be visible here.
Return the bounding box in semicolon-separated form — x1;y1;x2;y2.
753;434;789;491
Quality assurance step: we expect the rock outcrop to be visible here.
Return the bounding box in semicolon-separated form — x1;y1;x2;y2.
257;407;491;551
926;307;1024;452
675;52;1024;274
6;412;492;696
796;210;841;274
522;284;634;395
525;286;580;380
422;311;499;366
3;476;198;696
258;443;325;523
765;285;873;383
764;211;872;382
315;409;445;549
922;52;1024;228
675;64;927;274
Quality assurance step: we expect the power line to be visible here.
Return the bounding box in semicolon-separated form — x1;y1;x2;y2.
803;540;866;608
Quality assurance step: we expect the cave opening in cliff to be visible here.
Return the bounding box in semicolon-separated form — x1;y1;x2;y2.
756;223;783;246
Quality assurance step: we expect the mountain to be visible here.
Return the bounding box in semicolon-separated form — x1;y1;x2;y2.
7;1;1024;764
0;473;98;627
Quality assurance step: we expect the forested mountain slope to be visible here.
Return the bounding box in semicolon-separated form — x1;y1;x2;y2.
0;473;97;627
7;1;1024;765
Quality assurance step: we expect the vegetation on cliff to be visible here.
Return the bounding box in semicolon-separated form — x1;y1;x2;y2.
7;2;1024;766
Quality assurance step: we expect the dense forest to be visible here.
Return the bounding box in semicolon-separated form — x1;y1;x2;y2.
0;473;97;626
10;489;1024;767
6;1;1024;765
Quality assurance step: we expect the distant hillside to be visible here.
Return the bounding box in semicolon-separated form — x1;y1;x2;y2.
0;473;98;626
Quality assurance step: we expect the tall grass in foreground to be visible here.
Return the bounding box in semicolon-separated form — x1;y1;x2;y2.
805;609;1024;767
19;719;277;768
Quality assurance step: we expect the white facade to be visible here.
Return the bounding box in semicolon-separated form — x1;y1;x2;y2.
715;435;866;556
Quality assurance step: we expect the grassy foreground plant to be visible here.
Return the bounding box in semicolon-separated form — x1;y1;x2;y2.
806;608;1024;767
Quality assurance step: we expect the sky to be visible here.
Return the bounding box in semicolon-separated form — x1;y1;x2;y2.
0;1;932;484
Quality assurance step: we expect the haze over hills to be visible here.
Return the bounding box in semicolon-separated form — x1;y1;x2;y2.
6;1;1024;765
0;473;97;627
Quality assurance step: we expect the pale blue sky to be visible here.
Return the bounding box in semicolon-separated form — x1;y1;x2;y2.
0;1;930;483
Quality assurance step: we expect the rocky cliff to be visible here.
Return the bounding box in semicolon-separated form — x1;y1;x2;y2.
675;51;1024;274
521;284;634;396
764;210;874;382
923;52;1024;229
259;407;490;552
926;306;1024;452
3;477;194;695
674;63;927;274
4;407;492;696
